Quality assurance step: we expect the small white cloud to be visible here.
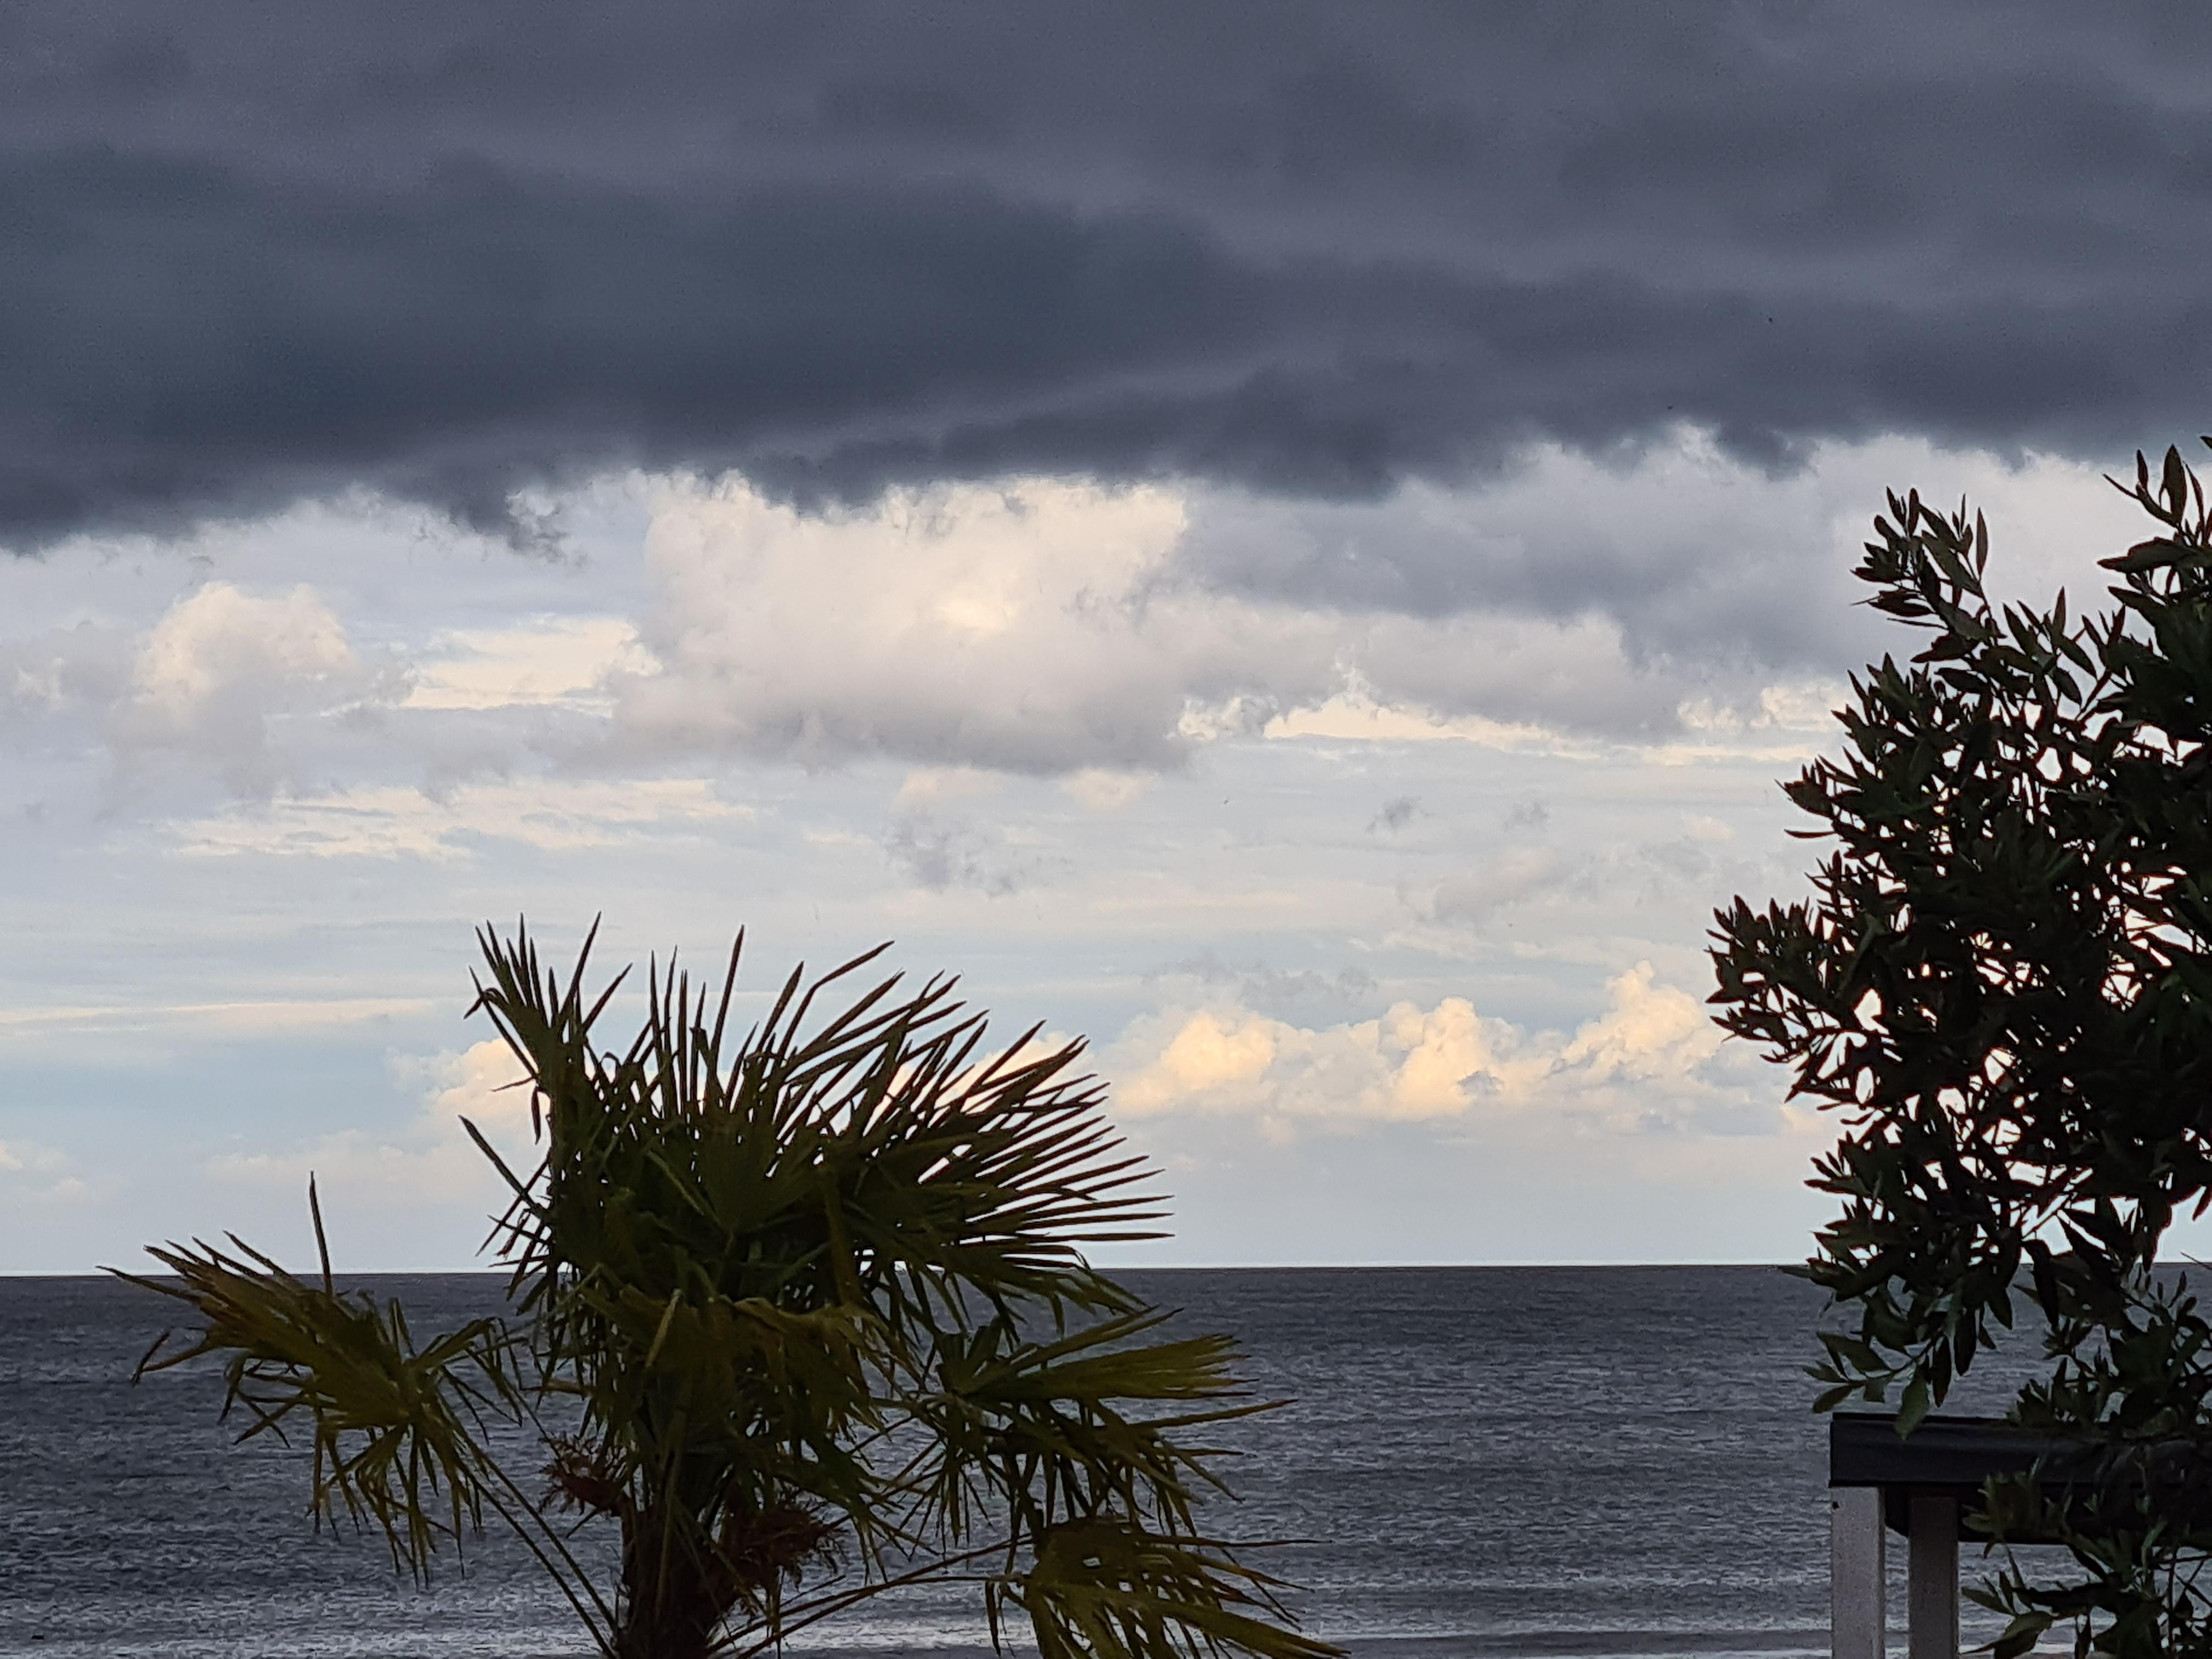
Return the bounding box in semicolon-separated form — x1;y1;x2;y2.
1555;961;1724;1085
129;583;362;710
109;583;404;794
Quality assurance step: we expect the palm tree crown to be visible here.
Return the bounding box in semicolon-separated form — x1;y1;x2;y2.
125;921;1339;1659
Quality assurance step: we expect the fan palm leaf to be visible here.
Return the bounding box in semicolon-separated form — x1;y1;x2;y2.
124;920;1341;1659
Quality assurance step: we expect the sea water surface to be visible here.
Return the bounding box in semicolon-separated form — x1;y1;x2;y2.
0;1267;2007;1658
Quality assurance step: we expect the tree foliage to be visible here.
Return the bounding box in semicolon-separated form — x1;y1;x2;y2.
1710;443;2212;1658
124;924;1340;1659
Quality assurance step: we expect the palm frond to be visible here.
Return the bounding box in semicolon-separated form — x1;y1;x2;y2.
904;1311;1276;1548
1000;1519;1343;1659
117;1222;520;1579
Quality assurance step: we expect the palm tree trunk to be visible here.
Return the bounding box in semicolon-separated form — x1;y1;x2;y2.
614;1512;729;1659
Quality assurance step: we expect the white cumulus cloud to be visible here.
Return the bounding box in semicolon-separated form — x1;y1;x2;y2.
1110;961;1754;1136
110;582;404;793
0;580;409;799
603;472;1812;777
614;476;1293;772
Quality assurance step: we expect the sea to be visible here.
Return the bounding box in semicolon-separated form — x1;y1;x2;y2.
0;1267;2046;1659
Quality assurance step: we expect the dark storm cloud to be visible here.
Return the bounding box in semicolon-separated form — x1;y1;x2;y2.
7;0;2212;548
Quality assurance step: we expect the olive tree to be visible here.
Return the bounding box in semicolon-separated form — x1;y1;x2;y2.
1711;444;2212;1658
126;923;1339;1659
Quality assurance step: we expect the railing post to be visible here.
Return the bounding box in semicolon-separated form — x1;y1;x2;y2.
1908;1493;1960;1659
1832;1485;1885;1659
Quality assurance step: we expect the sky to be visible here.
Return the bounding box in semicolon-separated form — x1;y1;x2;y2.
0;1;2201;1272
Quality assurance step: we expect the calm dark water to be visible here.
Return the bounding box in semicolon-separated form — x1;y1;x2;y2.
0;1267;1982;1658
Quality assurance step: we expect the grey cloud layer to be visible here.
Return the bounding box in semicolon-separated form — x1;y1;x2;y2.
5;1;2207;549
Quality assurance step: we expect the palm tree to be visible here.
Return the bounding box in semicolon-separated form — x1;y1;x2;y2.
122;922;1338;1659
